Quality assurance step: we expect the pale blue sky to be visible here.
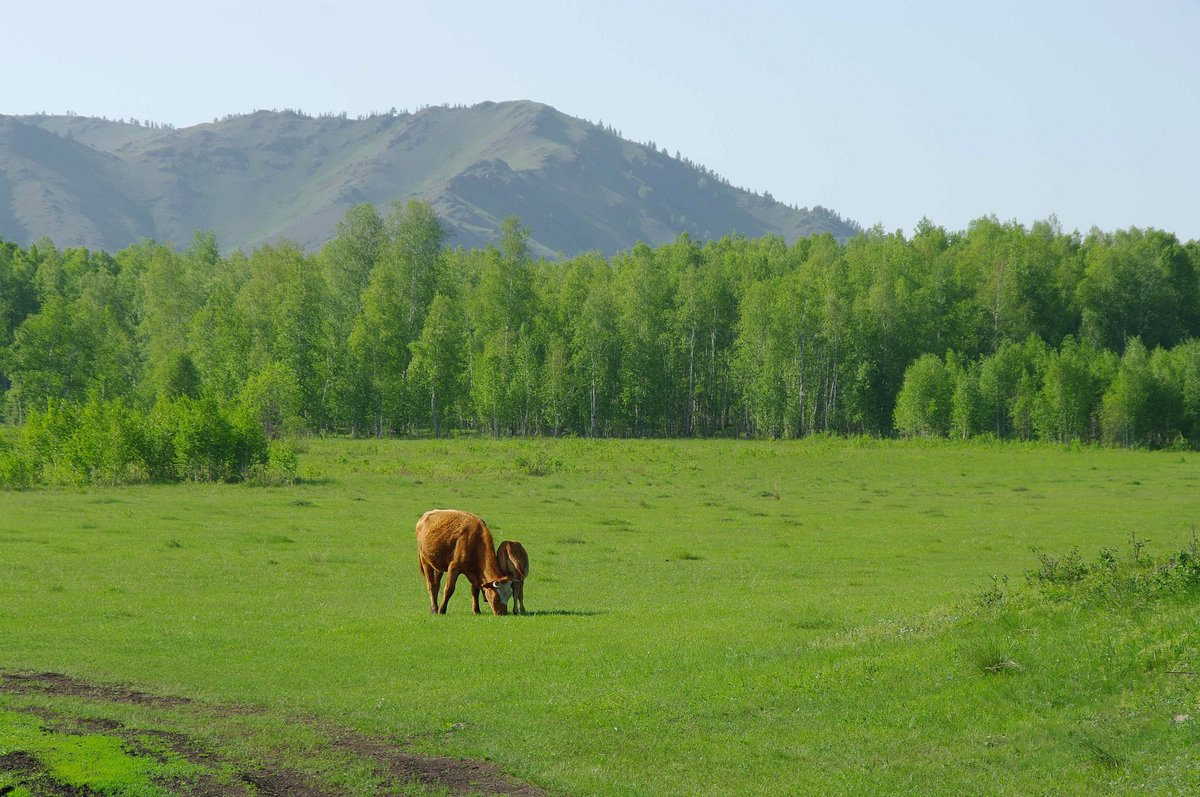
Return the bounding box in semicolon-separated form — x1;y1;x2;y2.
6;0;1199;240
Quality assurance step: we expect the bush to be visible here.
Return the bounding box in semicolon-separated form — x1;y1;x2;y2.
894;354;954;437
244;440;299;487
240;363;303;440
145;396;268;482
1025;537;1200;606
62;397;143;484
0;437;39;488
1027;547;1090;586
21;400;76;467
514;449;563;476
1;395;275;486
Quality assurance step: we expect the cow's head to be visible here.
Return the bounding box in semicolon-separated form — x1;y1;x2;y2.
482;578;513;615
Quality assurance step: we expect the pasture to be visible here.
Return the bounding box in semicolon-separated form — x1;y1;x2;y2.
2;438;1199;795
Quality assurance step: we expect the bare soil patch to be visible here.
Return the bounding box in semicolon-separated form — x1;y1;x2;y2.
0;749;103;796
0;670;549;796
330;732;548;797
0;671;192;709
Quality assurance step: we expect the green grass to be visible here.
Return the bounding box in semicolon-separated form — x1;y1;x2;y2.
0;708;204;796
2;438;1199;795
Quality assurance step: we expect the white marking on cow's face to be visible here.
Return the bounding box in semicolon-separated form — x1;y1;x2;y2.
493;581;513;604
482;581;513;612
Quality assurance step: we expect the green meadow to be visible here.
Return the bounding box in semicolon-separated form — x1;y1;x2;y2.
2;438;1199;795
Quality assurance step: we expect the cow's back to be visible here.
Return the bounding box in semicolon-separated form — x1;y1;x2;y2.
416;509;495;574
497;540;529;581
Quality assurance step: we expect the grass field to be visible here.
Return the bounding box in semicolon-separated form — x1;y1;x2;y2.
2;438;1200;795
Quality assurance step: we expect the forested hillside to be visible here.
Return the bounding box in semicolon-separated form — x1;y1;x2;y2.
2;204;1200;485
0;102;858;256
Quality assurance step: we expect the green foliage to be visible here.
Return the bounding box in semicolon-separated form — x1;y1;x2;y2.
950;360;985;437
1078;228;1198;351
239;362;303;440
512;447;563;476
1101;338;1163;447
1032;337;1110;442
0;436;38;488
408;293;468;436
159;351;202;400
0;395;268;486
3;211;1200;447
893;353;954;436
145;397;268;483
244;439;300;486
4;292;136;415
1026;535;1200;606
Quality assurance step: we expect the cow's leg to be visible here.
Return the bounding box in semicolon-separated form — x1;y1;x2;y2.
437;566;461;614
420;559;442;614
514;580;525;615
470;583;482;614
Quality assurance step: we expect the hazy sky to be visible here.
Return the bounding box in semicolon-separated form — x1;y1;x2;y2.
6;0;1199;240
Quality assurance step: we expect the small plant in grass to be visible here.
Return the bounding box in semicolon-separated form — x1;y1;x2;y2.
1027;546;1090;586
1078;732;1127;771
1128;529;1147;563
976;574;1009;609
514;449;562;476
1025;540;1200;605
977;648;1022;674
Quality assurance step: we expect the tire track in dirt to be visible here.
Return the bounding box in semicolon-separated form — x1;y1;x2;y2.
0;670;549;797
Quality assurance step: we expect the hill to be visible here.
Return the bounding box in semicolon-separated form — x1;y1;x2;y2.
0;101;859;256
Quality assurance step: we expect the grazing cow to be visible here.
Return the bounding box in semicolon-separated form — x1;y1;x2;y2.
415;509;512;615
495;540;529;615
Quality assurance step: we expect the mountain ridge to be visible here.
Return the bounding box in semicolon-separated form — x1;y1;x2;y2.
0;101;859;256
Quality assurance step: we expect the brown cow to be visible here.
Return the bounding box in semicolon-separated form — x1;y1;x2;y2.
415;509;512;615
495;540;529;615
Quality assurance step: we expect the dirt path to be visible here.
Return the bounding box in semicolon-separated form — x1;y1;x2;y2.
0;670;549;797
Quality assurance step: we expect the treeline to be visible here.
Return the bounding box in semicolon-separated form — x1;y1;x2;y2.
2;204;1199;451
893;337;1200;448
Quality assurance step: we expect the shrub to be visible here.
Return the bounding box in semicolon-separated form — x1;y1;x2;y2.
21;399;76;467
240;363;303;439
1025;539;1200;606
146;396;269;482
514;449;563;476
1027;547;1090;586
894;354;954;437
244;440;299;487
3;395;275;486
0;437;39;488
227;403;270;477
61;397;143;484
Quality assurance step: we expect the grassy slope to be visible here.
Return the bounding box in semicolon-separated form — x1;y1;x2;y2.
2;438;1199;795
0;117;157;250
8;105;859;255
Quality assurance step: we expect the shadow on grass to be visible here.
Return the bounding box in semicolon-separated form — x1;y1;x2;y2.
522;609;606;617
297;476;337;486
